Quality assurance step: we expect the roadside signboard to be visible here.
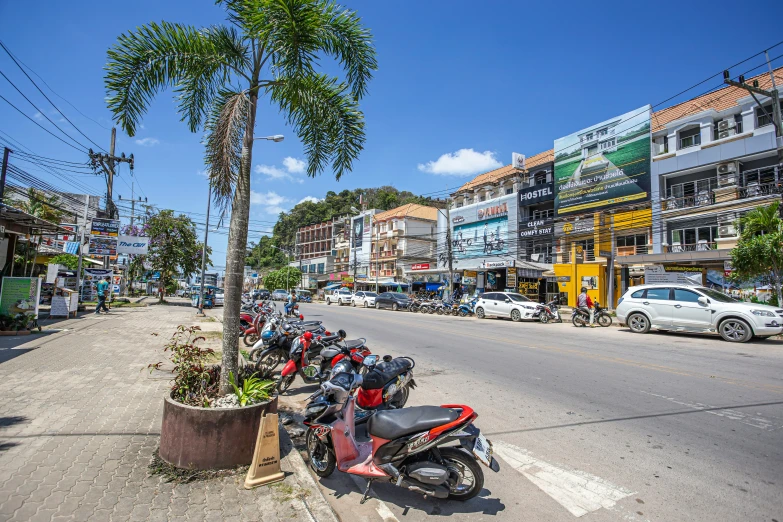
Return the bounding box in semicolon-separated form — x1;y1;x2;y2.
0;277;41;320
554;105;652;216
89;218;120;256
644;265;702;286
117;235;150;255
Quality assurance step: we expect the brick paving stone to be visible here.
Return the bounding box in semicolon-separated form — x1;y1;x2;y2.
0;305;338;522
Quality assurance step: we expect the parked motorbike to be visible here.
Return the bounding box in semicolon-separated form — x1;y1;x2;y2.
457;298;478;317
328;354;417;417
250;316;325;371
571;302;612;327
534;298;563;324
303;372;499;503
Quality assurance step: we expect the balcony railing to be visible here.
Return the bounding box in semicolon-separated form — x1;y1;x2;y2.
380;250;397;258
661;192;714;211
664;242;717;253
738;181;783;199
615;245;650;256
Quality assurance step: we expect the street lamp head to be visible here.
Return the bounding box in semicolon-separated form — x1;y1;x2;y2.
271;135;284;142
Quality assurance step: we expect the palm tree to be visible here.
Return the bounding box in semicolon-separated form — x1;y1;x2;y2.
104;0;376;393
739;201;782;237
11;187;63;223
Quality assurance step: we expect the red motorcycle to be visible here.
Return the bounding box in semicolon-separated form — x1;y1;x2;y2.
277;330;371;393
241;303;276;346
303;372;499;503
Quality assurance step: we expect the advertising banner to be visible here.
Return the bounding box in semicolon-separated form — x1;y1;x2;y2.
57;224;79;242
518;183;554;206
411;263;430;270
555;219;595;237
644;265;702;286
352;216;364;249
117;235;150;255
554;105;652;216
519;218;554;238
453;217;508;259
0;277;41;319
507;267;517;289
89;218;120;256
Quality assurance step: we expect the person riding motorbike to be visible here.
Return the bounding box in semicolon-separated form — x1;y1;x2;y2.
577;287;595;327
284;293;296;316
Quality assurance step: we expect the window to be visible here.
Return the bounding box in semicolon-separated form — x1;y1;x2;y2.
713;114;744;140
756;102;782;128
534;170;549;185
673;288;701;303
616;233;648;254
456;202;463;208
506;187;513;195
482;293;498;301
532;208;554;220
507;293;531;302
478;195;486;202
671;226;718;247
573;238;595;261
678;127;701;149
631;289;645;298
317;263;324;274
309;264;316;273
696;287;737;303
646;288;671;300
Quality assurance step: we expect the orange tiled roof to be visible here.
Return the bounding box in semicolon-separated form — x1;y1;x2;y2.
651;67;783;132
453;148;554;195
372;203;438;223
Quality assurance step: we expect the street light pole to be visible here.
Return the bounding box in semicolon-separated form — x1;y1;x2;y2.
196;184;211;317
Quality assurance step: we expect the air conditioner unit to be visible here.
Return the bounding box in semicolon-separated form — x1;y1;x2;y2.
718;224;736;238
717;119;735;131
530;253;541;262
717;162;738;186
718;129;735;139
717;162;737;175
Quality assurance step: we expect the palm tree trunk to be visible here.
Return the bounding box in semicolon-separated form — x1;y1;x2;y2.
220;90;258;395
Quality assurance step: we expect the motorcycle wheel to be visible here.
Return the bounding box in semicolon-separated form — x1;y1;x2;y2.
435;307;443;315
598;314;612;327
572;314;586;327
439;447;484;501
256;350;285;373
306;429;336;478
243;333;260;346
276;374;295;394
389;386;410;409
458;309;468;317
539;314;549;324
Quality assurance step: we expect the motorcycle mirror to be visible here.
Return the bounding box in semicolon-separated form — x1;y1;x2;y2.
303;331;313;341
382;354;393;362
299;314;304;320
362;355;378;367
338;329;347;339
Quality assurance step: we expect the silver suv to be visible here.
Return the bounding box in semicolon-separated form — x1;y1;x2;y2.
616;284;783;343
325;288;353;306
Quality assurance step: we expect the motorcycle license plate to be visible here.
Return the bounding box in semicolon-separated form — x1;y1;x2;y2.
472;432;493;467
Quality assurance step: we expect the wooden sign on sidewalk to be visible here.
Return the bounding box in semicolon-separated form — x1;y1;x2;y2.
245;413;285;488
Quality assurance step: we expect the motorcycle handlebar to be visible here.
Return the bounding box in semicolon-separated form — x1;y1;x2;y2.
315;334;341;344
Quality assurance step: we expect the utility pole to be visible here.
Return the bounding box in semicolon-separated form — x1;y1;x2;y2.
0;147;11;202
197;185;212;317
89;127;134;267
724;69;782;139
76;195;89;302
373;213;378;293
445;203;454;301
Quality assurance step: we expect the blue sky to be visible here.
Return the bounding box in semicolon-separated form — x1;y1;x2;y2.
1;0;782;270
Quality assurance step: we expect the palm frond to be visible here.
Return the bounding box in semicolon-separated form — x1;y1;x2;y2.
203;89;250;208
105;21;249;136
269;73;364;180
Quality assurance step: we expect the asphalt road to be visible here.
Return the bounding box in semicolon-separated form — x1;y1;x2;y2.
225;302;783;521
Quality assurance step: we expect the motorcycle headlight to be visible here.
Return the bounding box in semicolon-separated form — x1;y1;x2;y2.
304;401;328;421
751;309;776;317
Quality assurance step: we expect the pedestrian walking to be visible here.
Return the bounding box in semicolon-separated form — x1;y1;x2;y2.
95;277;110;314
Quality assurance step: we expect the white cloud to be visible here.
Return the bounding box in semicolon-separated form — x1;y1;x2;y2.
250;190;291;215
33;112;44;121
135;137;160;147
254;157;307;183
417;148;502;176
283;157;306;174
197;169;209;179
298;196;321;204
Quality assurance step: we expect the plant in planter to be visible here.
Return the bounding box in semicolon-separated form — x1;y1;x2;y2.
0;314;14;332
229;371;275;407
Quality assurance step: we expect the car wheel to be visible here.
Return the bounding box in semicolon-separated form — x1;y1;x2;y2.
719;318;753;343
364;301;368;308
476;307;485;319
627;313;650;334
392;303;399;311
375;302;380;310
511;309;522;322
352;300;356;307
326;300;331;305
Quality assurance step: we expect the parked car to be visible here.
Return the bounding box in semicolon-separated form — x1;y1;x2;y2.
474;292;542;322
375;292;411;311
325;288;353;305
616;284;783;343
254;289;271;301
215;292;224;306
351;291;377;308
271;289;289;301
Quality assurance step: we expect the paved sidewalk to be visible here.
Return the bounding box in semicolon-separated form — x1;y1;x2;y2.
0;305;337;522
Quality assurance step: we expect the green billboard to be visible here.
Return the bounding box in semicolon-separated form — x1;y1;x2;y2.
554;105;652;216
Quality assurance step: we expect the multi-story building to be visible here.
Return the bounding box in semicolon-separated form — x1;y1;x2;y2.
369;204;438;289
295;219;335;291
331;215;351;276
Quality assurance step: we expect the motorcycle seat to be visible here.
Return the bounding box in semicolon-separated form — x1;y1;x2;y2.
344;339;365;350
361;358;412;390
367;406;460;440
319;347;341;359
302;324;322;332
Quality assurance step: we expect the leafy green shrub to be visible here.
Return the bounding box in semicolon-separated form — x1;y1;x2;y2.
229;371;275;407
152;325;218;407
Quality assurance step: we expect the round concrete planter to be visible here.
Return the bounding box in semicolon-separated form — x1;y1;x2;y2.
159;394;278;470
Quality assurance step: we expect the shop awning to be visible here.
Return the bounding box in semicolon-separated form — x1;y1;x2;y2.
425;282;444;291
324;283;341;290
0;203;73;235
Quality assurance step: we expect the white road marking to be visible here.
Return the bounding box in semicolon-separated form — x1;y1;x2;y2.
640;390;782;431
349;475;400;522
494;441;633;518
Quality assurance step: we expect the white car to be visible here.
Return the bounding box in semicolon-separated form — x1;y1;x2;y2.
325;288;353;306
351;291;377;308
474;292;543;322
215;292;224;306
616;284;783;343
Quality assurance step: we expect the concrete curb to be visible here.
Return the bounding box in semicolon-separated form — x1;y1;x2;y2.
279;426;340;522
